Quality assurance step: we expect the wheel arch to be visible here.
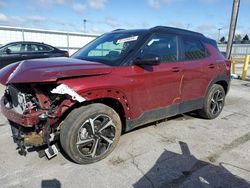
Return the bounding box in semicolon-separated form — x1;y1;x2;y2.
54;87;130;134
205;75;230;97
78;88;131;132
215;80;229;94
86;97;127;132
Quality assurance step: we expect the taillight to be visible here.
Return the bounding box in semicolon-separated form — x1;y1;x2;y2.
64;51;69;57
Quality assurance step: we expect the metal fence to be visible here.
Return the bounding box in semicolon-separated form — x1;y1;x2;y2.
1;25;250;56
217;44;250;56
0;26;98;55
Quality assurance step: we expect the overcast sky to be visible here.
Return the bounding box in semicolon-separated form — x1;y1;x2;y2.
0;0;250;40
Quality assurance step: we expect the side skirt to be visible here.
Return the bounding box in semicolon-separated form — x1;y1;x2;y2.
125;97;204;132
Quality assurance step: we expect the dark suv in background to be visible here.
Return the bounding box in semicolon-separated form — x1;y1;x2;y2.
0;41;69;69
0;26;231;164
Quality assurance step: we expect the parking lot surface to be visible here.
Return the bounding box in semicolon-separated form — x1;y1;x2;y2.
0;79;250;188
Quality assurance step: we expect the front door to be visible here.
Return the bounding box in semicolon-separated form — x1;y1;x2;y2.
125;33;183;119
0;43;23;68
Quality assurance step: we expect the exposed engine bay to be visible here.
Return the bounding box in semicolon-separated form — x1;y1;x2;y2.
7;84;40;114
2;83;75;158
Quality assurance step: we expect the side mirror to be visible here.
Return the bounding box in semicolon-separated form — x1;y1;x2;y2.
133;56;160;66
5;48;11;54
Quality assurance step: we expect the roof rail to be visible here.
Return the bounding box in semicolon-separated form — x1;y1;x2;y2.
150;26;204;37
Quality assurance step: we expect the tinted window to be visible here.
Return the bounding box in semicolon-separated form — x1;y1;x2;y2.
37;44;53;52
28;44;38;52
140;34;177;62
22;44;52;52
183;38;207;60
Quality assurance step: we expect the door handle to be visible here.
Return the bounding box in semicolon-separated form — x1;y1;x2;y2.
208;64;215;69
171;67;181;72
21;54;28;57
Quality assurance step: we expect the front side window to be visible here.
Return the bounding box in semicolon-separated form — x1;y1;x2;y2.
72;32;145;66
139;34;178;62
183;38;207;60
6;44;22;53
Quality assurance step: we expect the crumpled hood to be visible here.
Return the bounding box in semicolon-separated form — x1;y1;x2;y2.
0;57;112;85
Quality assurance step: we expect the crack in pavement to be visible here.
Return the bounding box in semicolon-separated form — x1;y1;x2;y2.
128;152;155;188
222;112;250;120
207;132;250;163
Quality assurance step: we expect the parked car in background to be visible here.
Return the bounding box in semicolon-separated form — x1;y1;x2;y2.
0;41;69;69
0;26;231;164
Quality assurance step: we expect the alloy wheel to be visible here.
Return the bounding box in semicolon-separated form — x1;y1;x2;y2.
76;114;116;159
210;90;224;115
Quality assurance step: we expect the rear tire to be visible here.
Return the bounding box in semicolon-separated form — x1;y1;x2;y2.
198;84;225;119
60;103;121;164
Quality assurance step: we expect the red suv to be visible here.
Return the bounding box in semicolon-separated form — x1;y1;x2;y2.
0;26;231;164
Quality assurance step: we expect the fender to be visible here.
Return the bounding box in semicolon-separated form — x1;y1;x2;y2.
204;74;230;97
79;88;131;119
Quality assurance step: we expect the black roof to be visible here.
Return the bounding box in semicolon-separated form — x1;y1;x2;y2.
150;26;204;37
111;26;204;38
0;41;55;49
4;41;47;45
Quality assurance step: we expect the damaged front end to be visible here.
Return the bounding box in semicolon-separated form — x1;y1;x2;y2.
1;83;82;158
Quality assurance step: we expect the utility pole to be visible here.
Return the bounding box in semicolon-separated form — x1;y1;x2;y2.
226;0;240;59
83;19;87;33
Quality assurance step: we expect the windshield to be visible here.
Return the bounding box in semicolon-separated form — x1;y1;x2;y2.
72;32;145;66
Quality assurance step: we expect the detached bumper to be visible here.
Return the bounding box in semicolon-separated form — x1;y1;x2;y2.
0;96;43;127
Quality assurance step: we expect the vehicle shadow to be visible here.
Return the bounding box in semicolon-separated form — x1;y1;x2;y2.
133;141;250;188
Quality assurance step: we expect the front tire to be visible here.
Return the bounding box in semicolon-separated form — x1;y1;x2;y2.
60;103;121;164
198;84;225;119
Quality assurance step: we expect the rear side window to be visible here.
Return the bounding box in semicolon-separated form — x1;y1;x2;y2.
23;44;53;52
37;44;53;52
183;38;207;60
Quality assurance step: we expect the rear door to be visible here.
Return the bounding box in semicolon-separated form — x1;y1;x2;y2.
179;37;211;111
21;43;48;59
36;44;54;58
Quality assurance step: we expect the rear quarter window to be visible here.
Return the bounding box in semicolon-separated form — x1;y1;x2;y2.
183;38;208;60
